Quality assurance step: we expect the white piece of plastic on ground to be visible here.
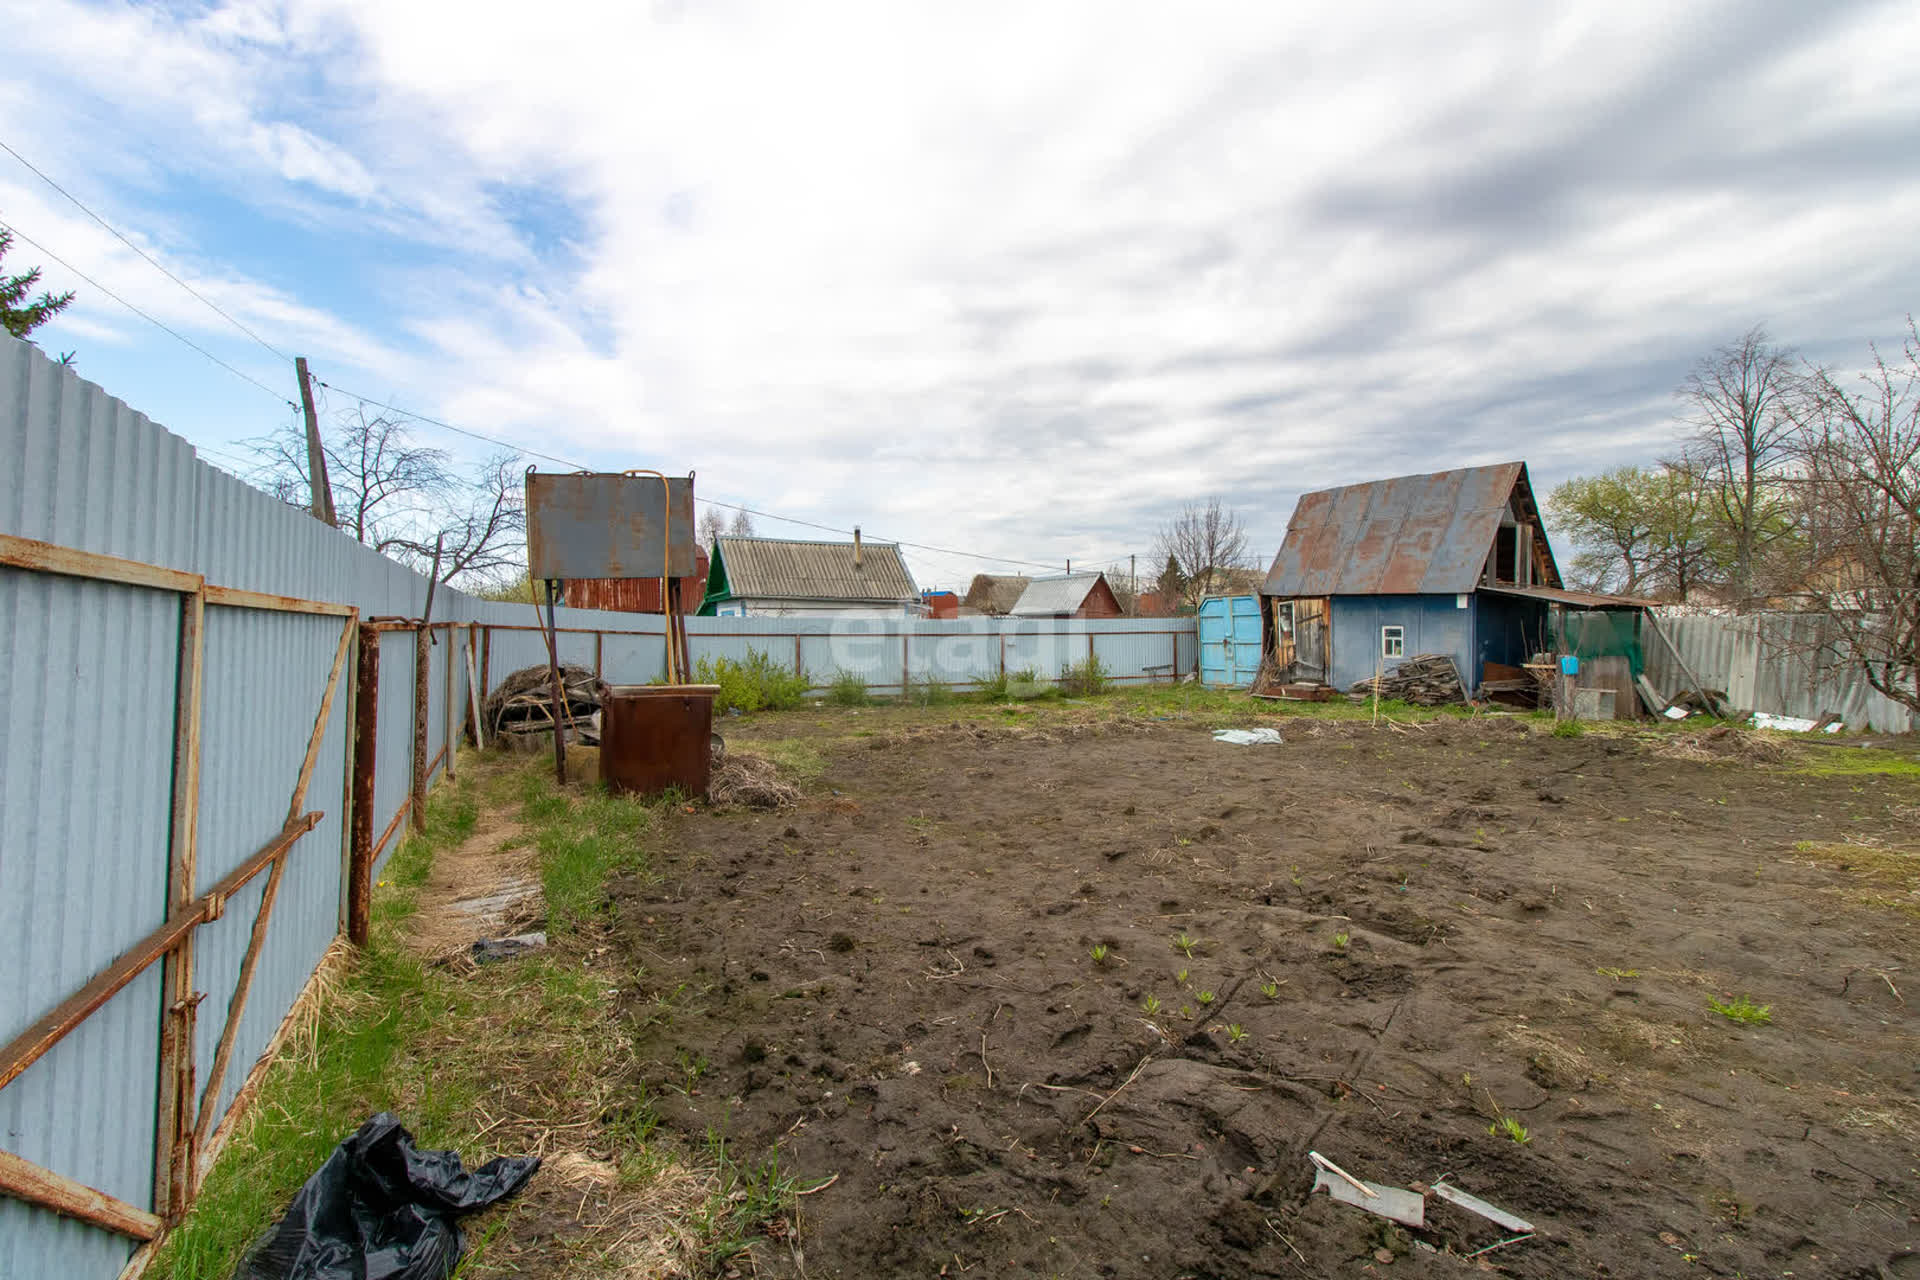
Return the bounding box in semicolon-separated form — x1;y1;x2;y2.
1749;712;1843;734
1213;728;1283;745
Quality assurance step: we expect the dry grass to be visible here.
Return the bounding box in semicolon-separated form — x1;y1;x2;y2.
1653;725;1791;764
710;752;803;810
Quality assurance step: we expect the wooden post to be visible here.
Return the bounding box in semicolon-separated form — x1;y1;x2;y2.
466;638;486;750
348;623;379;946
594;630;604;679
154;586;205;1222
295;357;335;527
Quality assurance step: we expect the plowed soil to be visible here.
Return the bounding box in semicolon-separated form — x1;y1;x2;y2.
609;711;1919;1278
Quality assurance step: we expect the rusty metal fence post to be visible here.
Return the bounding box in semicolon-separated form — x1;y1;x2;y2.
347;623;379;946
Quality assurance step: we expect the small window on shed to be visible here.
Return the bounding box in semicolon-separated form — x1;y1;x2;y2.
1381;625;1405;659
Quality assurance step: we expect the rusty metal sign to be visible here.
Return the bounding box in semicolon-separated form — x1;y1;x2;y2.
526;472;697;580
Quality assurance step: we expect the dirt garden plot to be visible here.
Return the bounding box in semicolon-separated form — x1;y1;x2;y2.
611;713;1919;1279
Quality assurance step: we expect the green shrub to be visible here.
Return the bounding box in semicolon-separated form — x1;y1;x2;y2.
1059;654;1110;697
695;649;810;715
1550;718;1585;739
976;670;1012;701
902;676;954;706
827;669;870;707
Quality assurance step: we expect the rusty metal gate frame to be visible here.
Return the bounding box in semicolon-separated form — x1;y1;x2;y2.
0;533;357;1249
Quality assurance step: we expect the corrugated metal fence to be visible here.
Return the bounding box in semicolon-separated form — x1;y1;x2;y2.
1645;610;1919;734
0;336;1197;1279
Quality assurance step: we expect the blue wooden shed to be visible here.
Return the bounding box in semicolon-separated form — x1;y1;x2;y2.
1259;462;1643;698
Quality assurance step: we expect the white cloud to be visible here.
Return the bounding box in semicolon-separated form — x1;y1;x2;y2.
2;0;1918;578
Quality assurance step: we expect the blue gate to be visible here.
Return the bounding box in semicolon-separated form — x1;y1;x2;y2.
1197;595;1263;687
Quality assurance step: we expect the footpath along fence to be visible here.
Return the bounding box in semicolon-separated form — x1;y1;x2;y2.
0;336;1195;1280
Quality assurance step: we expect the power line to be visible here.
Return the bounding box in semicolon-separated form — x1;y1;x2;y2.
316;377;1072;572
0;216;296;409
0;139;293;364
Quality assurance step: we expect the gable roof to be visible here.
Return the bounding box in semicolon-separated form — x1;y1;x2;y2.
1262;462;1562;596
964;573;1031;615
705;536;919;604
1009;572;1108;616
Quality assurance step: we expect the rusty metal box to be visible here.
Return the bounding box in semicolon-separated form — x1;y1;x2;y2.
599;684;719;799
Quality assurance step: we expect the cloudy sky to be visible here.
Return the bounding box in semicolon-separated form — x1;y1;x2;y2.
3;0;1917;589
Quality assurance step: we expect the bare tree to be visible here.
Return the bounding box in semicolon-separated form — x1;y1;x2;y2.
1151;498;1248;609
1102;561;1139;615
1676;325;1803;606
697;506;727;548
1779;320;1920;716
248;406;525;588
727;508;757;537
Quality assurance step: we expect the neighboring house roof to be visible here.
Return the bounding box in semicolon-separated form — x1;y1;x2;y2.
964;573;1031;615
1009;572;1109;616
702;536;919;606
1263;462;1562;596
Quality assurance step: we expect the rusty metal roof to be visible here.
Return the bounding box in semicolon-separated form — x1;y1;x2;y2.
708;536;919;603
1262;462;1562;596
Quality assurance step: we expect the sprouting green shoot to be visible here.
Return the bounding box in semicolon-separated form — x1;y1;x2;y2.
1173;932;1198;958
1226;1024;1246;1043
1489;1116;1530;1144
1175;967;1189;985
1708;994;1772;1025
1090;943;1109;964
1332;931;1350;951
1196;990;1215;1006
1142;993;1162;1015
1260;980;1280;999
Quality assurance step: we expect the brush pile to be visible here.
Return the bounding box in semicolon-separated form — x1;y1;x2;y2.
709;753;802;810
1348;654;1466;706
1654;724;1790;764
485;663;608;745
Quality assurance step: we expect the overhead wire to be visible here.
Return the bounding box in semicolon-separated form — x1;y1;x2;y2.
0;215;296;409
0;138;292;363
0;176;1123;576
315;377;1082;573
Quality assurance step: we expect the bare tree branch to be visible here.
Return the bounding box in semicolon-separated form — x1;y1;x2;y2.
245;407;525;589
1151;498;1249;610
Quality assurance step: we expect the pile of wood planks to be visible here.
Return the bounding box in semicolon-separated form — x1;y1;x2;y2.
1348;654;1466;706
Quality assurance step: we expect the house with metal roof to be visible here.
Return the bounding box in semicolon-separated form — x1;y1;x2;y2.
1007;572;1123;619
697;532;922;617
1260;462;1650;703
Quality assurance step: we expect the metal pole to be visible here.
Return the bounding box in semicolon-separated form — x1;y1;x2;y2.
545;579;567;786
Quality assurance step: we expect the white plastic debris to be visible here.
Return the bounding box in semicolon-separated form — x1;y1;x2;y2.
1749;712;1842;734
1213;728;1283;745
1663;705;1689;720
1432;1181;1535;1233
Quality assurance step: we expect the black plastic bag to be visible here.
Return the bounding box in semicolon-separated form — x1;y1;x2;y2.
232;1112;540;1280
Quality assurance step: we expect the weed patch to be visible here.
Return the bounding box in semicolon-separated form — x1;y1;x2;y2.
696;649;810;715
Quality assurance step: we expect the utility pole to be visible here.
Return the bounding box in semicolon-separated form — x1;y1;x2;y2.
1130;553;1137;616
295;356;336;527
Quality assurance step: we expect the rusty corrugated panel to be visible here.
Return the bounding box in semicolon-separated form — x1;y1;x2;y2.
562;548;709;614
1263;462;1562;597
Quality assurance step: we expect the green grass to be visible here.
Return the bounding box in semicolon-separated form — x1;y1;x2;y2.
1488;1116;1531;1144
1551;718;1585;738
1708;994;1774;1025
146;754;687;1280
1792;750;1920;780
523;768;656;934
